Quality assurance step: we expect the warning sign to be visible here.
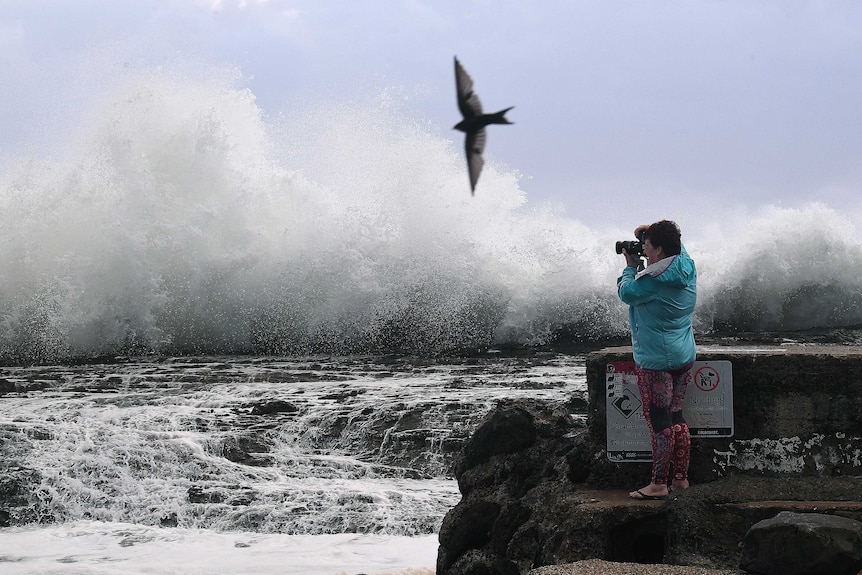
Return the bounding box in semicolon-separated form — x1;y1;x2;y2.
605;362;650;461
694;365;720;391
606;360;733;462
687;361;734;437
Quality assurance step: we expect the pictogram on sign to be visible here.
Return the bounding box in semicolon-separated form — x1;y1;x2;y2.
694;365;720;392
611;388;641;419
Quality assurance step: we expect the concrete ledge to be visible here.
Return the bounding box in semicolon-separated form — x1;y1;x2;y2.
584;345;862;488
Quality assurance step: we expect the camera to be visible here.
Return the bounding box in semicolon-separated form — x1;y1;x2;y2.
616;230;647;256
615;240;643;256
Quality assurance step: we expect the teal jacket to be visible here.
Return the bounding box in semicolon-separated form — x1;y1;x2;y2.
617;245;697;370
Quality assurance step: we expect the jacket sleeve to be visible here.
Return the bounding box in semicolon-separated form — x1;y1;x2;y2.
617;265;658;305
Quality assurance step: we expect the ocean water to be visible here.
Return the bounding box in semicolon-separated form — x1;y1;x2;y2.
2;67;862;574
0;354;585;574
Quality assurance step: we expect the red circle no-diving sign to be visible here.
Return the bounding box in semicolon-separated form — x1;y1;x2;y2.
694;365;720;392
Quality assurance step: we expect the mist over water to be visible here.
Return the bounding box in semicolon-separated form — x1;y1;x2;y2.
2;67;862;363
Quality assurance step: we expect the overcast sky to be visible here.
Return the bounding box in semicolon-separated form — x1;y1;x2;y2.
3;0;862;223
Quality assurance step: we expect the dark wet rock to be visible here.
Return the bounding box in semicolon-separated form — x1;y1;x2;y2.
438;399;578;575
250;399;299;415
457;404;538;478
392;408;425;432
66;376;125;393
227;488;258;506
444;549;521;575
0;377;50;393
188;484;258;506
439;500;502;567
23;426;52;441
739;511;862;575
160;513;179;527
0;466;44;526
563;393;588;413
250;371;352;384
0;378;15;394
188;485;227;504
437;397;862;575
320;388;365;401
221;435;273;466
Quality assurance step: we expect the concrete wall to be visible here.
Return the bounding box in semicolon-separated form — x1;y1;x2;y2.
585;346;862;485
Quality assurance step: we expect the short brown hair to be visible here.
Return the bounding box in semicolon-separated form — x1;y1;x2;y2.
643;220;681;256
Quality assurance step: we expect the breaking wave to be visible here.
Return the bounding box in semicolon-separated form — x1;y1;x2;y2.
1;68;861;362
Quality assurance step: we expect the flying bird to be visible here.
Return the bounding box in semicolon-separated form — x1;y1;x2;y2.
453;56;514;195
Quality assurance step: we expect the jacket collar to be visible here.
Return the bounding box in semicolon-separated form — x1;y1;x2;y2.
635;254;677;280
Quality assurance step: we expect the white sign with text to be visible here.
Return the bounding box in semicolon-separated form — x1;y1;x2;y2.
606;360;733;462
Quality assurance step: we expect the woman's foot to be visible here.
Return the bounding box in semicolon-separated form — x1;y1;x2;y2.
671;479;690;491
629;483;668;500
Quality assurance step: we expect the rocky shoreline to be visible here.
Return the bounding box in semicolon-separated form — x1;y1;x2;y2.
530;559;745;575
436;385;862;574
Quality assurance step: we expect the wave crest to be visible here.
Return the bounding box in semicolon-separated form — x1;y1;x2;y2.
2;69;861;362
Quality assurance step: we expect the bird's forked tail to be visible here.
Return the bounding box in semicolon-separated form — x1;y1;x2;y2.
489;106;514;125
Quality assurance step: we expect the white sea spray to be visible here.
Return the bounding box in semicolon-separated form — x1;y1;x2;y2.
1;66;862;361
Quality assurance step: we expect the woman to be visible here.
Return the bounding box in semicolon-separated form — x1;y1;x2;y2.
617;220;697;500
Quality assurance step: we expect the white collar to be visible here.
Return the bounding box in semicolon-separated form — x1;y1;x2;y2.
635;255;676;279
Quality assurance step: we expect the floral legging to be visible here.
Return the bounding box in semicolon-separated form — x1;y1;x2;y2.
636;362;694;485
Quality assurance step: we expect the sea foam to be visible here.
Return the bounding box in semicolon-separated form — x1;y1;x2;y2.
1;68;861;362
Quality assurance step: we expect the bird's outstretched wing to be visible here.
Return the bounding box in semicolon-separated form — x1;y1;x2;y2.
465;127;486;193
455;57;483;119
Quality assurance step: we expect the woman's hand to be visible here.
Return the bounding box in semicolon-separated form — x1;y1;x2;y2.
634;224;649;238
623;249;640;268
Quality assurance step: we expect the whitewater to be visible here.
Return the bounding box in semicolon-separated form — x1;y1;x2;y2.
0;354;585;574
2;68;862;574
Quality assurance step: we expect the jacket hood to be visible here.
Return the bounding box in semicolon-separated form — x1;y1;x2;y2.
635;252;696;287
